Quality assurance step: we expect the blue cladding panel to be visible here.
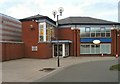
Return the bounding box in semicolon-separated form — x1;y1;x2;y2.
80;38;112;43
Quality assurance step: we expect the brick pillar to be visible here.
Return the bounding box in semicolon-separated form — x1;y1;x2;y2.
73;29;77;56
72;29;80;56
111;29;117;56
117;30;120;56
76;29;80;56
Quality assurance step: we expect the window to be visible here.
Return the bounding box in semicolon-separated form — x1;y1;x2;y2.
80;44;111;54
101;44;111;54
85;27;90;32
46;24;51;41
39;23;44;41
96;32;101;37
46;23;55;41
106;32;110;37
85;27;90;37
91;44;95;54
96;45;100;54
86;45;90;54
91;33;95;37
100;27;105;32
90;44;100;54
101;33;105;37
80;45;87;54
80;45;90;54
80;27;111;38
39;22;55;42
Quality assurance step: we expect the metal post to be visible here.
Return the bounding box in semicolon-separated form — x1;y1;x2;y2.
56;15;60;67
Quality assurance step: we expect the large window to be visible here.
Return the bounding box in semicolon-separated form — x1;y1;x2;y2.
80;44;111;54
39;23;44;41
80;27;111;38
100;44;111;54
80;45;90;54
46;23;55;41
39;22;55;42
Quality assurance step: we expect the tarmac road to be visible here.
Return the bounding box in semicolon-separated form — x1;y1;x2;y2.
37;60;119;82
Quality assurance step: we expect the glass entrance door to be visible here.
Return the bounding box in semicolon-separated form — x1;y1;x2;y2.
54;44;62;57
53;44;70;57
65;44;69;56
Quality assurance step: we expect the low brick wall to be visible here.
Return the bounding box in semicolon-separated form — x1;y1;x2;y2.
1;42;24;61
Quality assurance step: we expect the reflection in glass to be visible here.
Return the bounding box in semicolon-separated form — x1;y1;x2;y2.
100;27;105;32
86;45;90;54
96;33;101;37
100;44;111;54
106;33;110;37
91;33;95;37
101;33;105;37
46;23;55;41
91;45;95;54
85;27;90;32
96;28;100;32
80;45;86;54
96;45;100;54
80;27;111;38
85;32;90;37
80;44;111;54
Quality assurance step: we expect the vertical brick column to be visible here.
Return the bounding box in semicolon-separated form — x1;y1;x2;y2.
73;29;77;56
72;29;80;56
111;29;117;56
117;30;120;56
76;29;80;56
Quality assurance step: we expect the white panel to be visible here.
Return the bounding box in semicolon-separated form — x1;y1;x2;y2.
44;22;46;42
38;23;40;42
3;25;22;32
62;44;65;57
2;30;21;36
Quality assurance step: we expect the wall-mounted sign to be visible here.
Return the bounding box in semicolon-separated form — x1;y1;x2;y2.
32;46;38;51
93;40;101;44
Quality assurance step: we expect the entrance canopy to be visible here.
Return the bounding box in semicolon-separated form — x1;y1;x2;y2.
51;40;72;44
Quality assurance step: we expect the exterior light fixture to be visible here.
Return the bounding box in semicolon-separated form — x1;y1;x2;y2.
93;40;101;44
30;24;35;30
52;10;57;18
58;7;64;16
52;7;64;67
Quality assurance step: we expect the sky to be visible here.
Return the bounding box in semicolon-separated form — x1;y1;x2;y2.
0;0;120;22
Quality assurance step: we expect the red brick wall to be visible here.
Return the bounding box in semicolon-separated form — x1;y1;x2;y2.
111;29;117;56
57;28;73;56
22;21;39;44
25;43;52;59
118;30;120;56
77;29;80;56
22;21;52;59
0;43;2;61
2;42;24;61
57;28;80;56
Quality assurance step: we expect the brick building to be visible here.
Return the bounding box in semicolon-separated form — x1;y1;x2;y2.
20;14;120;59
1;13;120;61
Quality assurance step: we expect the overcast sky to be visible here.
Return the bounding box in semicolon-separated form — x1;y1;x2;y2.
0;0;120;22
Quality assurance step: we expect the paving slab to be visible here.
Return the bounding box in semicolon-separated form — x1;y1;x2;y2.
2;57;117;82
